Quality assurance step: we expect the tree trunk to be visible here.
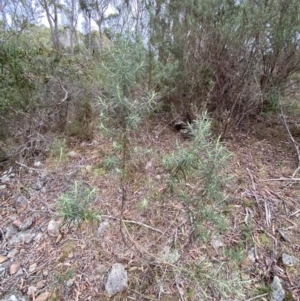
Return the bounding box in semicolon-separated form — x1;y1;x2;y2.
70;0;75;55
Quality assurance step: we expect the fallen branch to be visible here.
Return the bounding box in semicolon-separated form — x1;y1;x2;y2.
245;292;269;301
279;94;300;177
261;177;300;182
101;215;163;234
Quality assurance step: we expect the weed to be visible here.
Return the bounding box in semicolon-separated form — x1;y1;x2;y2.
56;181;100;224
50;137;68;164
54;268;75;283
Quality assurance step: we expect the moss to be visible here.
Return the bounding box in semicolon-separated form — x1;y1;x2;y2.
258;233;272;247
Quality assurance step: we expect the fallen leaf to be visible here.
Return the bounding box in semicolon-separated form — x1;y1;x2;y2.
0;255;8;263
10;262;21;275
29;263;37;273
37;280;46;289
35;291;51;301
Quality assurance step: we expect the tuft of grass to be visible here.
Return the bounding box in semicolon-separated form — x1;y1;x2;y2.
181;259;247;300
50;137;68;164
56;181;100;224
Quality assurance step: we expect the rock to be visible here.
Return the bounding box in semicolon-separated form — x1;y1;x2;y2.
0;184;6;190
68;151;77;158
0;295;28;301
278;229;291;243
15;196;28;210
12;219;22;228
9;231;35;246
282;253;299;266
7;249;19;259
47;220;60;237
247;247;256;263
10;262;21;275
1;175;10;183
271;276;285;301
211;236;224;249
19;217;34;231
0;266;6;276
0;255;8;263
35;292;50;301
145;161;153;171
32;179;43;190
105;263;128;295
5;225;18;240
33;161;41;167
97;221;109;237
27;286;37;296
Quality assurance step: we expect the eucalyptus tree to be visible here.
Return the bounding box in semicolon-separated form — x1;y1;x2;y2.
0;0;42;33
63;0;78;55
38;0;61;50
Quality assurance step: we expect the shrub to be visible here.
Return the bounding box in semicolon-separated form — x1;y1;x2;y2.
57;181;100;224
163;112;230;239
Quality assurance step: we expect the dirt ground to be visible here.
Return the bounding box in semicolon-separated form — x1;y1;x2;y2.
0;111;300;301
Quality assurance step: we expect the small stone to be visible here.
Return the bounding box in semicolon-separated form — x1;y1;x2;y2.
42;269;48;276
271;276;285;301
0;184;6;189
248;247;256;263
211;236;224;249
32;179;43;190
0;266;6;276
9;231;35;246
97;221;109;237
68;151;77;158
12;219;22;228
5;225;18;239
47;220;60;237
66;279;74;287
1;175;10;183
19;217;34;231
15;195;28;210
0;255;8;263
7;249;19;258
145;161;153;171
105;263;128;295
34;161;41;167
35;292;51;301
27;286;37;295
282;253;299;266
278;229;291;243
10;262;21;275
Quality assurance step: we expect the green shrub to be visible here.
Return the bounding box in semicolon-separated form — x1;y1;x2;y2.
57;181;100;224
163;112;230;239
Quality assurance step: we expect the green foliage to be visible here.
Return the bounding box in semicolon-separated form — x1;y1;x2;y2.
98;34;158;133
56;181;100;224
148;0;300;124
163;112;230;239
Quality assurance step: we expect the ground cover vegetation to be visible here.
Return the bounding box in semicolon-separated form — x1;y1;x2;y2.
0;0;300;300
